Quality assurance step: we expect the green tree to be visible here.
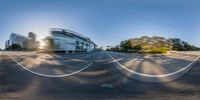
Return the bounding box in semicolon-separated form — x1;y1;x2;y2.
170;38;198;51
11;44;22;50
44;37;54;51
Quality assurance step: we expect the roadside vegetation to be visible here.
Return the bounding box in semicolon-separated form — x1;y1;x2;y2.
107;36;199;54
6;44;23;50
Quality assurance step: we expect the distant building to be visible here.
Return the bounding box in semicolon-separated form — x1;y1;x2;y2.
5;40;9;49
5;32;37;50
44;28;97;53
26;32;37;49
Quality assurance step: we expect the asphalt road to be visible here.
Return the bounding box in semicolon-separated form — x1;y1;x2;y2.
107;51;199;75
4;51;100;76
106;51;200;82
0;51;200;100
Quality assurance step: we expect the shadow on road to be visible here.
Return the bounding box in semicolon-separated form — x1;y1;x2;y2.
0;54;34;94
0;52;200;99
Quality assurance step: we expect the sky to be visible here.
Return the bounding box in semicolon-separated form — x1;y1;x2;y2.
0;0;200;49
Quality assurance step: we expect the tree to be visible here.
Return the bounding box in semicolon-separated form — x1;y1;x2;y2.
170;38;198;51
43;37;54;51
11;44;22;50
120;40;132;49
132;45;142;50
118;36;198;54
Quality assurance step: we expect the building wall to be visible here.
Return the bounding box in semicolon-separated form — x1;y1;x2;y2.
6;33;37;50
5;40;9;49
49;29;97;53
9;33;28;48
52;36;76;51
28;32;36;49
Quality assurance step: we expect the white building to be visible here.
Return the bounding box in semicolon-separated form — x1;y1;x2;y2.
45;28;97;53
5;32;37;50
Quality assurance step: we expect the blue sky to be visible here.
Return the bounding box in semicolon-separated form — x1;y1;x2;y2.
0;0;200;49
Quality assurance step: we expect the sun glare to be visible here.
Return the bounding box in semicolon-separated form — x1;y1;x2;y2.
38;40;46;49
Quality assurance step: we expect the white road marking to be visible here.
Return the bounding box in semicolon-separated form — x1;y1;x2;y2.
5;53;94;78
127;58;142;62
106;52;200;78
183;56;190;58
100;83;113;88
156;60;176;64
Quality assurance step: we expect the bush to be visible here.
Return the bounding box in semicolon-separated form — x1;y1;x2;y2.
148;48;170;54
7;44;22;50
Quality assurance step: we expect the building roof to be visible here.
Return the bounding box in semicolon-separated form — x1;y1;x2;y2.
10;33;28;39
50;28;97;46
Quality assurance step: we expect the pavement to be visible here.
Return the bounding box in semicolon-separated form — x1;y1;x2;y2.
0;51;200;100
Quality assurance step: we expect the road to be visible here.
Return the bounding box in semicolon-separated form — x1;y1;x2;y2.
4;51;100;77
0;51;200;100
107;51;200;82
